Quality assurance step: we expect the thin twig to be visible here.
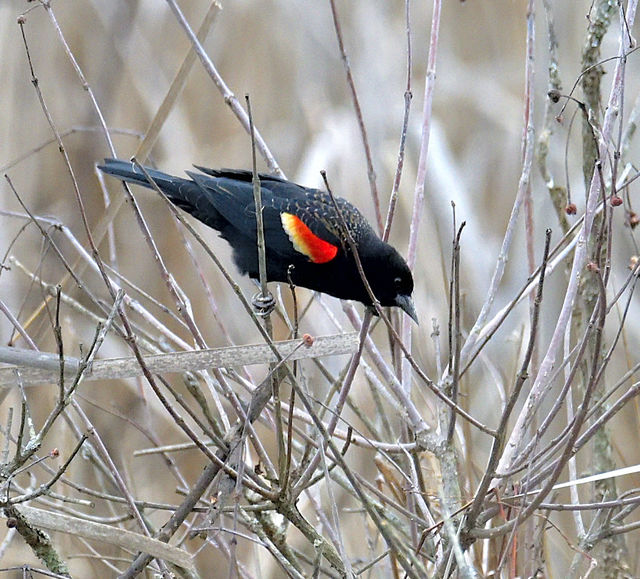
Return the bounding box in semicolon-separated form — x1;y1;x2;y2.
328;0;382;234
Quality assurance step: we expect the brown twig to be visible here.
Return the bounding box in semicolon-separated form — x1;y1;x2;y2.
328;0;383;234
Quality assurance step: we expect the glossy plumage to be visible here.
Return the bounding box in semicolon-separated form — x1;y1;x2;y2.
99;159;417;322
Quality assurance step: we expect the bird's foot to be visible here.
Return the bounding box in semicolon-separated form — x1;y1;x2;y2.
251;291;276;317
366;305;380;317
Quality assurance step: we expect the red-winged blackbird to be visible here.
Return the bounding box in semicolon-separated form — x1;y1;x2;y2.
99;159;417;322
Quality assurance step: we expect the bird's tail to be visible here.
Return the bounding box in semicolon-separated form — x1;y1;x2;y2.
99;158;227;230
98;159;187;197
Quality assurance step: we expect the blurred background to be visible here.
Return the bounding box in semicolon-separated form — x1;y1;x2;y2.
1;0;639;576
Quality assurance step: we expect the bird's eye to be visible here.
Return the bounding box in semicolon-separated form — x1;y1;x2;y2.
394;277;402;287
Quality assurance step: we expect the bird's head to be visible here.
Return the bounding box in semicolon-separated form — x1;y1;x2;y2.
365;243;418;323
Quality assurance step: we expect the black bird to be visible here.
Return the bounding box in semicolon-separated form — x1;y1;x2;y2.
99;159;417;322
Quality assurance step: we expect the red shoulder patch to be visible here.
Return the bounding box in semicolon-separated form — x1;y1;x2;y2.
281;213;338;264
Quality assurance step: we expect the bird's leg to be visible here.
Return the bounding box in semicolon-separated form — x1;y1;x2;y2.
366;305;380;317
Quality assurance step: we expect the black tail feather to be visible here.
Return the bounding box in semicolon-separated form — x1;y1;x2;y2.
98;159;187;196
99;158;225;229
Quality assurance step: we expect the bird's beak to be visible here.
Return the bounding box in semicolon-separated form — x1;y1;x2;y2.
395;294;418;324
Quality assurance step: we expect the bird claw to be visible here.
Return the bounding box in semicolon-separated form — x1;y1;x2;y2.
251;291;276;317
366;305;379;317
